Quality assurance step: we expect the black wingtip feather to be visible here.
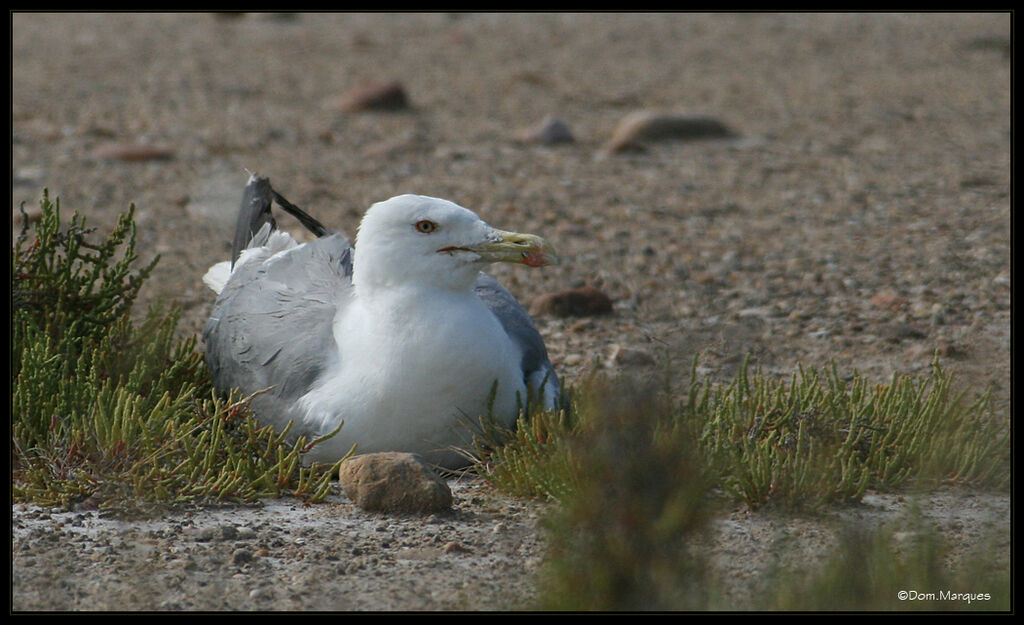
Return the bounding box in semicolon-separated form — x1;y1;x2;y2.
231;174;276;267
231;173;334;267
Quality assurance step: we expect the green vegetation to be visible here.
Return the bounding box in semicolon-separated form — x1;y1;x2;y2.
12;192;345;509
688;358;1009;509
533;379;714;610
475;348;1008;611
478;358;1008;510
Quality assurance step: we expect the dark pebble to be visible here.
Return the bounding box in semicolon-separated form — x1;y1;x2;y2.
336;81;410;112
882;323;928;342
518;115;575;145
530;286;614;317
232;548;254;566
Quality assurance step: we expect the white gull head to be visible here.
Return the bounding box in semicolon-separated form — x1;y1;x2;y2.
352;194;557;295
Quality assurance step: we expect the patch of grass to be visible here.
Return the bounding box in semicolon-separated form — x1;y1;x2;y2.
476;359;1008;611
11;192;345;509
467;385;582;501
686;358;1009;509
477;358;1008;510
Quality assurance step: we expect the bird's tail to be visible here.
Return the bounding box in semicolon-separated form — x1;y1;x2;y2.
231;172;333;266
230;173;277;267
203;172;334;294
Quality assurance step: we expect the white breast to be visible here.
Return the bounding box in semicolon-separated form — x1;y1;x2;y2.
297;287;525;467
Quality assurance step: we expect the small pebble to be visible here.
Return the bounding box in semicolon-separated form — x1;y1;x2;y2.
569;319;594;333
517;115;575;145
442;541;469;554
249;587;274;601
881;323;928;342
561;354;583;366
335;81;409;112
531;286;614;317
936;342;967;360
606;344;656;368
233;548;254;566
869;291;910;311
235;526;257;540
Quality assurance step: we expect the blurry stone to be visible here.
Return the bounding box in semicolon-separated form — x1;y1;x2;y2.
338;452;453;514
961;34;1010;58
249;587;274;601
568;318;594;333
561;354;583;366
335;81;410;112
13;166;45;186
442;541;470;554
530;286;614;317
936;342;968;360
517;115;575;145
607;344;656;368
601;111;736;154
869;291;910;311
881;323;928;342
959;175;998;189
235;526;257;540
232;548;254;566
736;307;773;319
90;141;174;162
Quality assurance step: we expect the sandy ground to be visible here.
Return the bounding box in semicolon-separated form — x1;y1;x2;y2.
11;12;1011;611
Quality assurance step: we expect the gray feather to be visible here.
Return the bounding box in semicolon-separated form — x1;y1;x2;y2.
204;234;352;424
474;273;560;404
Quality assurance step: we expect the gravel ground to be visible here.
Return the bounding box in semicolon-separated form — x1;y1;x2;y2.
12;12;1010;611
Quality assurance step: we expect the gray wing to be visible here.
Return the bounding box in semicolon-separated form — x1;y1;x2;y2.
473;273;561;410
203;233;353;427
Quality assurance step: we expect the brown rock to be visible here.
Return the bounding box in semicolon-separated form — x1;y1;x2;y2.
936;342;968;360
338;452;452;514
531;286;614;317
442;541;470;554
607;344;657;368
517;114;575;145
869;291;910;311
601;111;736;153
335;81;410;112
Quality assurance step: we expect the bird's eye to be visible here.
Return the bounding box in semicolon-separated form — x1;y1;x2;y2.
415;220;438;234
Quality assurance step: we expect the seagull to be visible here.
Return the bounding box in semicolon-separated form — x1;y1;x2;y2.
202;175;560;468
